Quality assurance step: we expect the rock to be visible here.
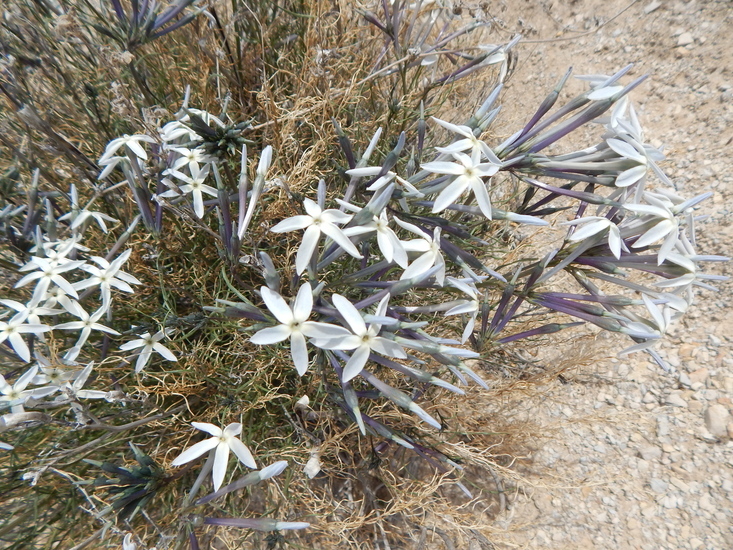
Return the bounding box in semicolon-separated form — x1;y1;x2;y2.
665;391;688;408
689;367;709;385
644;1;662;14
728;422;733;439
670;478;690;492
650;478;668;493
643;391;658;404
641;504;656;518
639;445;662;461
677;32;694;47
704;404;731;438
657;415;670;437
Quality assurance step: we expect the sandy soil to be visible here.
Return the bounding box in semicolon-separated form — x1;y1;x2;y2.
472;1;733;549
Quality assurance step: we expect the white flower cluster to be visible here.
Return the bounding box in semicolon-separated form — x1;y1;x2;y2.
0;191;178;417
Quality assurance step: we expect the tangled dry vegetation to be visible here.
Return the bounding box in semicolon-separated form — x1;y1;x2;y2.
0;1;726;549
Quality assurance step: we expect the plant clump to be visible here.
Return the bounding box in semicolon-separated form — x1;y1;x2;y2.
0;0;727;548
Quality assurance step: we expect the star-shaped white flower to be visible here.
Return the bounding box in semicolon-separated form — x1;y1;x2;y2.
165;164;217;218
15;257;86;301
0;366;56;412
394;219;446;285
0;311;51;362
168;146;213;173
270;198;362;275
343;210;409;268
120;328;177;373
171;422;257;491
314;294;405;383
606;138;649;188
430;116;499;160
74;249;142;309
250;284;350;375
444;277;481;343
54;303;120;358
421;148;500;218
345;167;423;197
99;134;156;164
563;216;623;259
62;362;109;400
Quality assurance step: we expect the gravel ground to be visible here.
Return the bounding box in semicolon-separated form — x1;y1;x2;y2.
479;1;733;548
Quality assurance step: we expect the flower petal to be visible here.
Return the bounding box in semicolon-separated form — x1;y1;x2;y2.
250;325;292;345
301;322;352;339
470;177;493;220
420;161;466;176
342;345;370;383
270;215;313;233
332;294;367;335
212;442;230;491
370;337;406;358
171;437;218;466
320;223;362;259
260;287;294;325
192;422;223;436
290;332;309;375
615;165;647;188
292;283;313;323
296;225;321;275
229;437;257;469
432;177;469;213
633;220;675;248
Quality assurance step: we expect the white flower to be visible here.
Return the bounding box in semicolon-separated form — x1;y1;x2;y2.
0;311;51;362
0;297;61;331
563;216;623;259
74;249;142;308
97;156;128;180
168;146;213;173
250;284;350;375
31;352;77;389
27;237;88;266
421;148;500;218
160;120;200;143
54;303;120;356
343;210;409;268
120;329;177;373
15;257;86;300
430;116;499;160
0;366;56;413
444;277;481;343
345;167;423;197
314;294;406;383
394;219;446;286
165;164;217;218
606;138;648;188
58;185;118;233
62;362;108;400
625;195;681;264
171;422;257;491
270;198;362;275
99;134;157;164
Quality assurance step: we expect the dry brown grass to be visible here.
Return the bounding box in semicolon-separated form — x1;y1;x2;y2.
0;1;610;549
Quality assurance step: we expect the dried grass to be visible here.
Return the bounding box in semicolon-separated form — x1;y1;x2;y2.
0;1;617;548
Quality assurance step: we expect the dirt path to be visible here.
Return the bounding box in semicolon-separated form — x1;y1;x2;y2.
482;1;733;548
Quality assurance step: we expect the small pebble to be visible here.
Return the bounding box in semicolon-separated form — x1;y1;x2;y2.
704;404;731;438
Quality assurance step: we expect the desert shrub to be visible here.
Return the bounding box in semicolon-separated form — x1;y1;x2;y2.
0;1;726;548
